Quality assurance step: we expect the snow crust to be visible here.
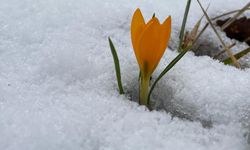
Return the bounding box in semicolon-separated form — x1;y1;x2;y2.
0;0;250;149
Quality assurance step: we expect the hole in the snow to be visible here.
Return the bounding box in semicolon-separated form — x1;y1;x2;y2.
125;76;213;129
217;17;250;46
187;16;250;68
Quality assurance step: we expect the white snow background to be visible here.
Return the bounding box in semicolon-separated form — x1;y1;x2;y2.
0;0;250;150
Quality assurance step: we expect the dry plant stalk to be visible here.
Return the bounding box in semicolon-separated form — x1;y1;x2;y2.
213;42;236;59
183;5;209;50
197;0;241;68
212;5;250;58
244;36;250;43
212;8;250;21
183;17;202;48
221;2;250;30
194;7;250;46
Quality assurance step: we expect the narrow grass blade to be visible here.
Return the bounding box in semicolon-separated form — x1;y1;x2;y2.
223;47;250;64
147;46;191;104
178;0;192;52
108;37;124;94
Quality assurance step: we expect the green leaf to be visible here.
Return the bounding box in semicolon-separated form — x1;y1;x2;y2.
147;46;191;104
108;37;124;94
178;0;192;52
223;47;250;65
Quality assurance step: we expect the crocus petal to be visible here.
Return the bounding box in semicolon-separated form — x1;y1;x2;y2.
152;16;171;71
131;8;145;60
137;17;161;77
160;16;171;53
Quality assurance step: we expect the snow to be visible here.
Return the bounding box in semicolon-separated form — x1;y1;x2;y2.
0;0;250;149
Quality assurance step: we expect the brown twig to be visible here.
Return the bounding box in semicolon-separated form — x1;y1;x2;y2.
197;0;241;68
211;8;250;21
213;42;236;59
244;36;250;43
191;8;246;51
221;2;250;30
192;23;209;52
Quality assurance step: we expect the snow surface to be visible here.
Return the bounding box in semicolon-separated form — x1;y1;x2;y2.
0;0;250;150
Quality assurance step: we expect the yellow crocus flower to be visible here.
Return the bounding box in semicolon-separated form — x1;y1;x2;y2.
131;8;171;106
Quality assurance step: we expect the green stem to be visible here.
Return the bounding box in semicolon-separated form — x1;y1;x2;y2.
139;75;150;106
147;45;192;103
